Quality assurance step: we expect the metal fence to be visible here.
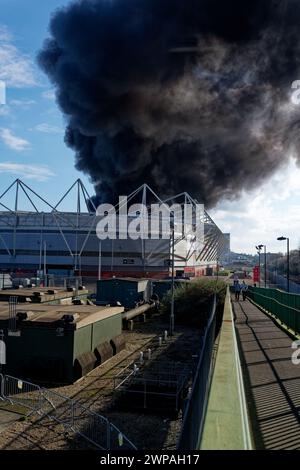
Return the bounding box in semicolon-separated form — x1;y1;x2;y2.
248;286;300;334
41;388;74;426
2;374;42;413
0;373;136;450
177;294;217;450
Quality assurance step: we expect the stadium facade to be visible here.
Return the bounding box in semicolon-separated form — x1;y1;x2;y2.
0;179;226;279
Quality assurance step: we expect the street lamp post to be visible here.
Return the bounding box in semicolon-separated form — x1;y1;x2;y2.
256;245;261;287
170;215;175;336
277;236;290;292
256;244;267;288
264;245;267;288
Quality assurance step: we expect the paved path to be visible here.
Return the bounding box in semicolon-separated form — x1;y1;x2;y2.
233;298;300;449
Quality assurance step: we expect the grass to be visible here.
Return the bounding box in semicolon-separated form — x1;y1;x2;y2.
161;278;226;329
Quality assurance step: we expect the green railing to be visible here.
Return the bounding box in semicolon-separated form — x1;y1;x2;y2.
248;286;300;334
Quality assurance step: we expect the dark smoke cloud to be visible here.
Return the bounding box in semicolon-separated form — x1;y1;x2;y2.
38;0;300;207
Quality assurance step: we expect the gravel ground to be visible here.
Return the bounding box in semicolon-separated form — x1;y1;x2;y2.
0;314;202;450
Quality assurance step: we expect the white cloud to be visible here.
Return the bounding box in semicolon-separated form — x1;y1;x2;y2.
0;162;54;181
10;99;36;107
0;26;12;42
32;123;64;134
210;158;300;254
0;24;37;87
0;128;30;151
42;89;56;100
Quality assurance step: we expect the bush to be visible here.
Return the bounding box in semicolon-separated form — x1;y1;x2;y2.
161;279;226;329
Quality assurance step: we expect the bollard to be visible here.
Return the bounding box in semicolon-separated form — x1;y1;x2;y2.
133;363;139;375
147;348;151;360
139;351;144;364
158;336;162;347
164;330;168;341
128;320;134;331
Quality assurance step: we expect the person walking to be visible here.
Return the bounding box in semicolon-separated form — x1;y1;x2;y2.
234;281;241;301
241;281;248;301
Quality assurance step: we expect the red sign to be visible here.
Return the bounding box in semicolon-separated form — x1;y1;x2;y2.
184;267;195;274
253;265;260;283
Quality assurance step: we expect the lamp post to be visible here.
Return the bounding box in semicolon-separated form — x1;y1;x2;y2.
255;245;262;287
170;214;175;336
277;236;290;292
256;244;267;288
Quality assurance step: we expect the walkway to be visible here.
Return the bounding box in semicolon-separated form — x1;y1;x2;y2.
233;298;300;449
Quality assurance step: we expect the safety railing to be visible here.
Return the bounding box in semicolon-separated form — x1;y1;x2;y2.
177;294;217;450
247;286;300;334
72;402;109;449
41;388;73;426
109;422;137;450
2;374;42;412
0;373;136;450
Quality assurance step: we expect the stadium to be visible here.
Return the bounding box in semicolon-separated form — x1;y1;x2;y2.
0;179;227;280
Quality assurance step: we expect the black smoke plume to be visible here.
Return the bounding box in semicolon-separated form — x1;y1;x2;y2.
38;0;300;207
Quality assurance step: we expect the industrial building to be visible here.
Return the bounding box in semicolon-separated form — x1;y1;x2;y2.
0;303;124;383
0;179;226;279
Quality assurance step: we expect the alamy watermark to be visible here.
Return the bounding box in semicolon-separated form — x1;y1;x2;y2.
291;340;300;364
95;197;204;247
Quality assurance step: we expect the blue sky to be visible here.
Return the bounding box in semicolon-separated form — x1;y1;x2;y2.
0;0;94;210
1;0;300;254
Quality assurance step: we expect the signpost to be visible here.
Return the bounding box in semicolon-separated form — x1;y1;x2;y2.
253;265;260;284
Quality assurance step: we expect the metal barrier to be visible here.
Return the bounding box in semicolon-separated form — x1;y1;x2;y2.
0;373;3;401
72;402;109;449
109;422;137;450
41;388;73;427
177;294;217;450
0;374;137;450
248;286;300;334
2;374;42;412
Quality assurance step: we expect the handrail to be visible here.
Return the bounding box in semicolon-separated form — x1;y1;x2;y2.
248;286;300;334
250;291;300;313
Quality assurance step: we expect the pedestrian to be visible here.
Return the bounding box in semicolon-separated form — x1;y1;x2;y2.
241;281;248;301
234;281;241;301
